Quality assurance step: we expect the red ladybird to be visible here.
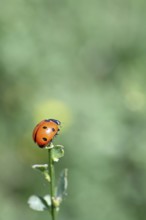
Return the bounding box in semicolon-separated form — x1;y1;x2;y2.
32;119;61;148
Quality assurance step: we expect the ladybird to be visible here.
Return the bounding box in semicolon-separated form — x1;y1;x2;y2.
32;119;61;148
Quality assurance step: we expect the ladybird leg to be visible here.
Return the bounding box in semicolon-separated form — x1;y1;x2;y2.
49;139;53;143
56;128;60;135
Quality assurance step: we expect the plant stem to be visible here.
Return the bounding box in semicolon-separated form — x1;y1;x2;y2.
48;146;56;220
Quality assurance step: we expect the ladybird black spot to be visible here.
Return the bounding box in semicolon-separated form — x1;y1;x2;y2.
43;126;47;129
52;128;55;132
42;137;47;141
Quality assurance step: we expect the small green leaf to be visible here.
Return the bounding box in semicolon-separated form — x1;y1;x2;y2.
44;172;50;182
32;164;48;172
56;169;68;202
52;145;64;162
28;195;51;211
43;194;51;206
32;164;50;182
45;142;54;149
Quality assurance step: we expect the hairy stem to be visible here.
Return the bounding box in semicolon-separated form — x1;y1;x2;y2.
48;146;56;220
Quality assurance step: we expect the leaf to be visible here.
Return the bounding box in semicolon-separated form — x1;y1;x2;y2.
43;194;51;206
52;145;64;162
32;164;50;182
32;164;48;172
56;169;68;202
45;142;54;149
28;195;51;211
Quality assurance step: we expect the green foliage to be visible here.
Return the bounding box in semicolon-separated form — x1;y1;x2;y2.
28;195;51;211
52;145;64;162
56;169;68;203
28;145;67;220
56;169;68;199
32;164;48;173
32;164;50;182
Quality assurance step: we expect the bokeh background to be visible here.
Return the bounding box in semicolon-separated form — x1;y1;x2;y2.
1;0;146;220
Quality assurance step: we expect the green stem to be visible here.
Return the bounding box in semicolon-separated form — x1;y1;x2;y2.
48;146;56;220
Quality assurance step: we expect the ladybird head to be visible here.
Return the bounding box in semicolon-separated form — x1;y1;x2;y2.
46;119;61;125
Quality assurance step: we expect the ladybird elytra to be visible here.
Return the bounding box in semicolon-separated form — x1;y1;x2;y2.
32;119;61;148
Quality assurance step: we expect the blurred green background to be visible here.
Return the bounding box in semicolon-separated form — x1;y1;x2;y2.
1;0;146;219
